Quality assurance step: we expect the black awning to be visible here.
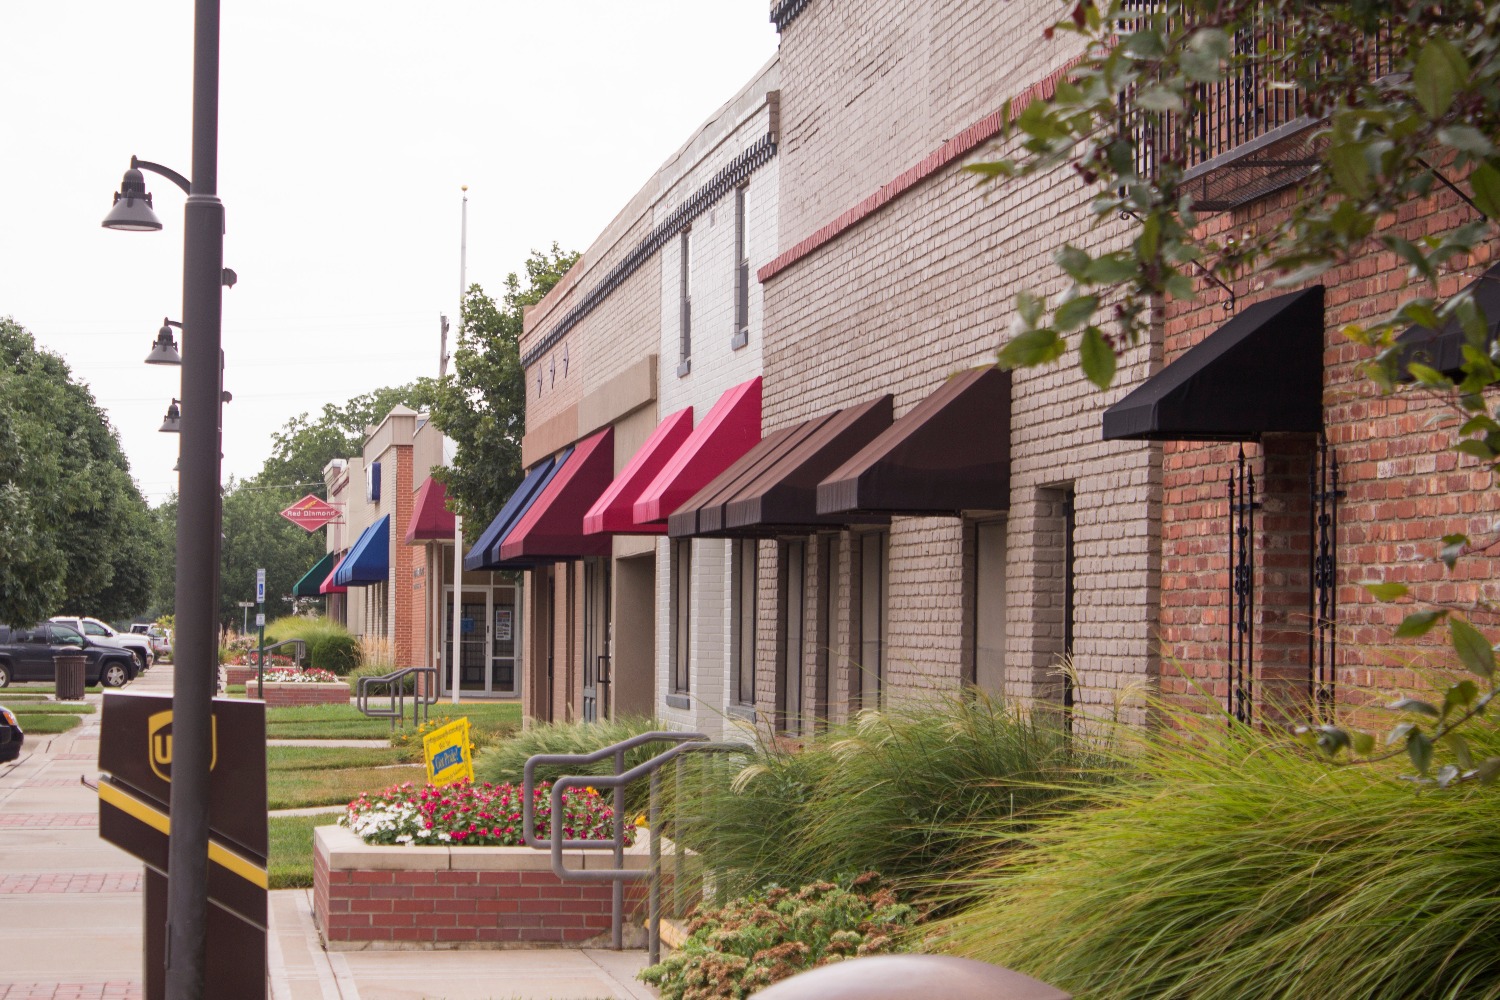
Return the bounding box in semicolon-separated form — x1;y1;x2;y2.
1394;261;1500;378
1102;286;1324;442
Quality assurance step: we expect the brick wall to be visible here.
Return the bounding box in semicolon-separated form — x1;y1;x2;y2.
1157;180;1500;722
760;1;1156;725
314;826;658;949
245;681;350;708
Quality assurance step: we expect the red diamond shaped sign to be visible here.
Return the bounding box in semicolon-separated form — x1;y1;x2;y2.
279;494;340;532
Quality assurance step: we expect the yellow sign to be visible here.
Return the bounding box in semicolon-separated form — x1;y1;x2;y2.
422;717;473;786
147;710;218;783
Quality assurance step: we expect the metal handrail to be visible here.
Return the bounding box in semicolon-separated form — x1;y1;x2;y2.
258;639;308;665
522;732;751;962
355;666;439;730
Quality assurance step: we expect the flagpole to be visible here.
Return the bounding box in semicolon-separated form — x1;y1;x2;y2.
450;186;467;705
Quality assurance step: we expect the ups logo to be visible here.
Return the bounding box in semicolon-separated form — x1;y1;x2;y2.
147;710;219;783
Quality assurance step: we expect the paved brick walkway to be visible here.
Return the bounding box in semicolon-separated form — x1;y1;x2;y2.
0;872;141;895
0;983;141;999
0;813;96;828
20;778;87;788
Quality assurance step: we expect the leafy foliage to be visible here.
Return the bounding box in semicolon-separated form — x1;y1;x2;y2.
935;711;1500;1000
428;245;579;525
639;875;917;1000
0;318;160;623
978;2;1500;388
665;693;1110;903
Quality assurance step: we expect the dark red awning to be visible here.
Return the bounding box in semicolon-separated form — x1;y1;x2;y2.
817;367;1011;517
583;407;694;535
405;476;456;543
499;427;615;562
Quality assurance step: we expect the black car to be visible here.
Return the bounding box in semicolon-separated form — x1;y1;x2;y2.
0;706;22;762
0;623;137;688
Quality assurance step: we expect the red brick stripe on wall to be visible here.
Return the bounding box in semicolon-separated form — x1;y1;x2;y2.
758;59;1080;283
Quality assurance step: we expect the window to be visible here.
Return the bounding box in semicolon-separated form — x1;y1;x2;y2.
969;519;1007;698
678;229;693;376
732;186;749;350
781;541;806;733
367;462;382;502
732;539;758;706
672;539;692;694
856;531;887;710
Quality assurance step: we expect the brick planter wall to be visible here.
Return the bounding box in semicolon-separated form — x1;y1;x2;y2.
223;665;261;687
247;680;350;708
313;824;661;950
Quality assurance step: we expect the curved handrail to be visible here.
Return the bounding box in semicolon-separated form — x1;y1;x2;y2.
257;639;308;665
355;666;439;730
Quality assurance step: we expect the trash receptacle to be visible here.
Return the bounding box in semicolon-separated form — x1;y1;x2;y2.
55;654;86;702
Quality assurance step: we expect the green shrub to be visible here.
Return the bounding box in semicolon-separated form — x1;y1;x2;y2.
475;716;662;811
310;634;361;675
934;710;1500;1000
666;693;1110;902
639;874;917;1000
346;660;412;693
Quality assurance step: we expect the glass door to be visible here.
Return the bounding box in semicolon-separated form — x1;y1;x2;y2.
491;584;518;697
445;594;490;695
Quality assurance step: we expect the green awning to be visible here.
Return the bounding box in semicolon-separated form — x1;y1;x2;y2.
292;551;338;598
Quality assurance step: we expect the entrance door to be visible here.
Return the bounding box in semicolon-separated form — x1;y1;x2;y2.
446;598;489;694
490;586;518;697
582;559;611;721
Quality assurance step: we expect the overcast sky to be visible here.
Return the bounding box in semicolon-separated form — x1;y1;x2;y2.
1;2;778;506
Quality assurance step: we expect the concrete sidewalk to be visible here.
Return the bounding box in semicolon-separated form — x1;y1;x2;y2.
0;662;656;1000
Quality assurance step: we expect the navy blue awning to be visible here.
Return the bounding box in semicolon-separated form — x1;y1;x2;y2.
463;452;568;571
334;515;391;586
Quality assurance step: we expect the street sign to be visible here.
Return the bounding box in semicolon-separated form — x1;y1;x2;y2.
97;692;268;1000
279;493;340;531
255;567;266;604
255;613;265;628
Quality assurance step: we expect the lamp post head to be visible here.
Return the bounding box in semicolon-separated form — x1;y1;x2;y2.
102;167;162;231
145;319;182;365
159;398;182;434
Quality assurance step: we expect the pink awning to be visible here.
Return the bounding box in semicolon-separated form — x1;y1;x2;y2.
319;554;348;594
405;476;457;543
582;407;694;535
499;427;615;562
632;376;762;524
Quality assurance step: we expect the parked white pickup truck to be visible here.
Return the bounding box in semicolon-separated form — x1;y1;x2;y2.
50;616;153;672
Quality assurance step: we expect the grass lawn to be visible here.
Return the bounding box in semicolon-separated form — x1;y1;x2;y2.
266;701;522;742
269;813;333;889
13;713;83;734
7;702;96;715
5;684;103;697
266;744;422;809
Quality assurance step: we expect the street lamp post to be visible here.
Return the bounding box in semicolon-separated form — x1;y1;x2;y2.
103;2;224;995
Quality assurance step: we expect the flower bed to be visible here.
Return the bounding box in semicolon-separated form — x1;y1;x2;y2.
315;779;660;949
342;779;633;848
248;669;348;707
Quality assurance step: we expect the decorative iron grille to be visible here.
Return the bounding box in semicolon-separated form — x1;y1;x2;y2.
1122;8;1397;210
1228;447;1259;724
1308;434;1342;720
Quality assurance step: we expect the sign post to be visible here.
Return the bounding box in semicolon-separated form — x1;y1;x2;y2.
97;692;268;999
255;569;266;693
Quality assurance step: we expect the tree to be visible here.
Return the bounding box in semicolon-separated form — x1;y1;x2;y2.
981;1;1500;391
429;244;580;525
258;381;442;493
0;318;161;623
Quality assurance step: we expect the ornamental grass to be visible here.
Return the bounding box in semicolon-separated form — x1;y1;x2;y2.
666;692;1112;903
931;709;1500;1000
341;779;632;848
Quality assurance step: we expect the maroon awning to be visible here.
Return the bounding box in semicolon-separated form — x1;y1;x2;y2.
668;396;893;538
817;367;1011;516
405;476;456;543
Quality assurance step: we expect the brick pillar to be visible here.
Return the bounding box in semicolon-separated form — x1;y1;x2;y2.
393;445;416;666
1256;433;1317;728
